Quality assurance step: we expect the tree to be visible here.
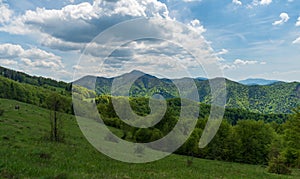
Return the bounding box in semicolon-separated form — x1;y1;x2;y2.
233;120;275;165
282;107;300;168
46;93;68;142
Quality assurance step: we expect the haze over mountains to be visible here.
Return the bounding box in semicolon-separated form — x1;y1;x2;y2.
239;78;280;86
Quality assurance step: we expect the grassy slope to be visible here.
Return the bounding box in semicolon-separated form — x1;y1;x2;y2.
0;98;299;178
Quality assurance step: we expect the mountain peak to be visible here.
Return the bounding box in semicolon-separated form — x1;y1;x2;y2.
129;70;146;76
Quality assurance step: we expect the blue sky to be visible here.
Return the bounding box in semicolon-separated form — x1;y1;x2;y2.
0;0;300;82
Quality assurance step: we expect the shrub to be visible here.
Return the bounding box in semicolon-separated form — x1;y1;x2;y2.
267;155;291;175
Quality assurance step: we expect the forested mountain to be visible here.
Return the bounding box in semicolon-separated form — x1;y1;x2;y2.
75;70;300;114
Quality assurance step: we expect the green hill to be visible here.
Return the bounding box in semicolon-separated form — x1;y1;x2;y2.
1;98;299;178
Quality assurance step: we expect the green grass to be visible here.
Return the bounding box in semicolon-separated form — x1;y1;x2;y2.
0;98;299;178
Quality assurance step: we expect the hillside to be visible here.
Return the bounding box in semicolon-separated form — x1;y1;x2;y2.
1;98;299;178
75;70;300;114
0;66;69;90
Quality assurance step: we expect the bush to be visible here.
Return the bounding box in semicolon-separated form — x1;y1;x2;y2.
267;155;291;175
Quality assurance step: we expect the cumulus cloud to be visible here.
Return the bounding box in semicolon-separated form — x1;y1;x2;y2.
232;0;242;6
188;19;206;34
0;0;222;79
0;0;170;44
272;13;289;26
0;0;13;24
0;43;63;69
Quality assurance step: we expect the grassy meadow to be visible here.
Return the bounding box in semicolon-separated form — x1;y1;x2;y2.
1;98;300;178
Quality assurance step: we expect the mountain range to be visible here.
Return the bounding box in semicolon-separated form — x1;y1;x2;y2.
0;66;299;114
74;70;300;114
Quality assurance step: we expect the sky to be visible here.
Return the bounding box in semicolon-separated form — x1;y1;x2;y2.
0;0;300;82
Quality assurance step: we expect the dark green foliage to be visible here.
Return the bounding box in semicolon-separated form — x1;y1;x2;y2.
233;120;275;165
282;107;300;168
0;108;3;116
0;66;68;89
0;76;72;114
268;155;291;175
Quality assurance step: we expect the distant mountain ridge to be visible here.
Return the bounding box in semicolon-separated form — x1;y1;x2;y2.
239;78;280;86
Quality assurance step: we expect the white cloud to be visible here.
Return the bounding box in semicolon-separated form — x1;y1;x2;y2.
21;58;61;69
0;43;63;69
0;43;24;58
234;59;258;65
0;0;223;79
0;0;172;52
295;17;300;27
0;0;13;24
260;0;272;5
232;0;242;6
252;0;272;6
221;59;266;71
221;64;236;70
188;19;206;34
272;13;289;26
292;37;300;44
215;49;229;56
0;59;18;66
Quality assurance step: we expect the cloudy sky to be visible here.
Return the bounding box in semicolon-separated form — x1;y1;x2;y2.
0;0;300;82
